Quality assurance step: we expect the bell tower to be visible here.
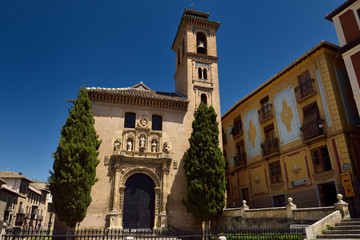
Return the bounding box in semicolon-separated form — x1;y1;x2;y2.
171;9;221;116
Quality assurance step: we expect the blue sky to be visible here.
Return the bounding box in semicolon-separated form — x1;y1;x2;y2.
0;0;342;181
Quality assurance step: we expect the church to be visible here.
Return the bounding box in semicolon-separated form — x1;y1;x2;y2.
79;9;223;230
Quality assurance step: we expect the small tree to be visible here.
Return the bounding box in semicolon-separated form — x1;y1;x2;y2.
183;102;226;229
49;86;101;229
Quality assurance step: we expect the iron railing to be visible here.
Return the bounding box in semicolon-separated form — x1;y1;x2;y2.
294;79;316;102
261;138;279;157
258;104;273;122
231;123;242;137
300;119;325;141
234;153;246;167
3;227;304;240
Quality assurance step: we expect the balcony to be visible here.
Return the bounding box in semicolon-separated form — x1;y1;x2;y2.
5;205;14;212
300;118;326;143
234;152;246;168
261;138;280;159
258;104;273;123
231;124;242;138
294;79;316;102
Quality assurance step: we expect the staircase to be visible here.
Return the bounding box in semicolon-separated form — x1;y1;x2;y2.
317;218;360;239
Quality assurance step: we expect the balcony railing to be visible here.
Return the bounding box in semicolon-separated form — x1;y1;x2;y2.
294;79;316;102
231;124;242;137
258;104;273;122
234;152;246;167
300;118;325;141
5;205;14;212
261;138;279;157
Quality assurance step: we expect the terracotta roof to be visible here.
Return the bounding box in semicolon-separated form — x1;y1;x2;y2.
0;185;21;196
0;171;33;182
87;82;189;111
0;178;6;185
325;0;357;21
222;41;339;120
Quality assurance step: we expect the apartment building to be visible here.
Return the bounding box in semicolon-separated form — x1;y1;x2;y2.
0;172;55;230
222;41;360;217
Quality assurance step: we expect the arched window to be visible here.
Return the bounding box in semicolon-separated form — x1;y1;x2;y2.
203;68;207;80
198;68;202;79
201;93;207;105
196;32;207;54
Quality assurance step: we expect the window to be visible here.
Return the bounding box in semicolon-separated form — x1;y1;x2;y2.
269;161;283;184
273;194;286;207
177;48;180;67
182;39;185;58
235;141;246;166
124;112;136;128
201;93;207;105
303;102;319;124
297;71;315;99
196;32;207;54
264;124;275;142
198;67;208;80
231;116;242;137
152;115;162;131
311;146;332;173
259;96;272;121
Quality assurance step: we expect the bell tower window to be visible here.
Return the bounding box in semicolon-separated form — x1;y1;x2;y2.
198;67;208;80
196;32;207;54
201;93;207;105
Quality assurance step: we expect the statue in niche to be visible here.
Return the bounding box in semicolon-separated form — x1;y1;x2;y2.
139;135;146;148
113;139;121;152
163;142;171;154
151;140;157;153
127;139;133;151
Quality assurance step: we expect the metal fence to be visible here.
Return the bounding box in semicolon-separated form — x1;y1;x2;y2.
3;228;304;240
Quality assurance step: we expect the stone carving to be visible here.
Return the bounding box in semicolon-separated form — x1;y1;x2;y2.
113;139;121;153
127;139;133;151
173;160;178;169
138;117;149;128
151;140;157;153
104;155;110;166
280;99;293;132
139;135;146;148
163;142;171;154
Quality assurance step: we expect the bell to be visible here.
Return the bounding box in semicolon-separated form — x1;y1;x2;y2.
197;41;205;49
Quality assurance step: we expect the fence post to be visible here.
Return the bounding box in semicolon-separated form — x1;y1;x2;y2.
239;200;249;218
334;194;350;219
286;197;296;220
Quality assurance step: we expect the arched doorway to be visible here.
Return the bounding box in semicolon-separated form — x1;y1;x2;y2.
123;173;155;230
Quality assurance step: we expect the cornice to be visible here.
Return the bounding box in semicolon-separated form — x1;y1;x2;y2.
88;92;188;111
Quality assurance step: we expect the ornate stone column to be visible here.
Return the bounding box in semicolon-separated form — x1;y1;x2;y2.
160;162;169;229
109;163;121;229
153;187;161;230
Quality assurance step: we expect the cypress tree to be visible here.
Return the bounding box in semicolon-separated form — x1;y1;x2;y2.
183;102;226;224
49;86;101;228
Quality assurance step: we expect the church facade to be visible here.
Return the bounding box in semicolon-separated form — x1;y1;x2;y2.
80;9;222;230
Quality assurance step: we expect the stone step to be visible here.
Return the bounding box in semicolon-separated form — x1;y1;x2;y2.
317;233;360;238
342;218;360;222
335;221;360;226
323;229;360;234
331;225;360;230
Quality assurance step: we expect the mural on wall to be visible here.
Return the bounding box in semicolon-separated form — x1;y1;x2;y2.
248;163;269;196
283;149;312;190
274;86;301;145
244;108;261;158
226;126;236;167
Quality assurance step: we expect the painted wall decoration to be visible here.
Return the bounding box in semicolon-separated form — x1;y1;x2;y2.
274;86;301;145
248;163;269;196
226;125;236;167
243;108;262;158
283;149;312;190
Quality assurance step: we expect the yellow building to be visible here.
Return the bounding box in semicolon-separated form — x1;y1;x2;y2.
221;41;360;217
